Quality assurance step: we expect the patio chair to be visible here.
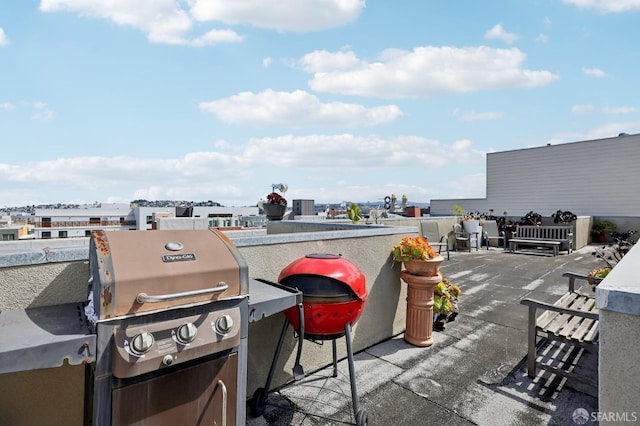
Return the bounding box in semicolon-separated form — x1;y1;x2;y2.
419;221;450;260
453;223;471;252
483;220;506;249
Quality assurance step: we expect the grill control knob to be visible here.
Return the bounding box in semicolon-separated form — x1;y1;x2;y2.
214;314;234;335
176;323;198;344
130;332;154;356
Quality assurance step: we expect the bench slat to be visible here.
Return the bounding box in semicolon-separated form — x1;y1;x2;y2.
537;293;598;342
571;318;599;342
537;293;596;329
536;292;579;327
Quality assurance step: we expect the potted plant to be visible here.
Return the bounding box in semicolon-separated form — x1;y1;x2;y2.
433;277;462;331
392;236;442;276
451;205;466;220
592;220;617;243
261;185;288;220
347;203;362;224
587;266;611;286
392;236;445;347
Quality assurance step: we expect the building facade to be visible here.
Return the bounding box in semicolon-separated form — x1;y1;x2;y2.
430;133;640;217
13;203;260;239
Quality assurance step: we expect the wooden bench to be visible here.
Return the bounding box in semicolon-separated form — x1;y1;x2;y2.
520;272;602;387
509;225;573;256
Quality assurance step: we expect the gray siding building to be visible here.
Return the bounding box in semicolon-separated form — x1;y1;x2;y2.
430;133;640;217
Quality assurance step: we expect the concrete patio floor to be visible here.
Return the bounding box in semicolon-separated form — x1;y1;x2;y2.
246;245;603;425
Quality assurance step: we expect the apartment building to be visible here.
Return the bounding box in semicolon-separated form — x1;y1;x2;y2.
17;203;260;239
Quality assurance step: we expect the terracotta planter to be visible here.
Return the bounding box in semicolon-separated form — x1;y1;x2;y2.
263;203;287;221
403;256;444;277
400;255;444;347
401;271;441;347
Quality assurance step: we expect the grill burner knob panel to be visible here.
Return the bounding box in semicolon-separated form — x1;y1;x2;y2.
214;314;234;335
130;332;154;356
112;307;242;378
176;323;198;344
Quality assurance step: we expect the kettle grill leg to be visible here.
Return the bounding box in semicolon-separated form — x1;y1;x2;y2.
344;323;364;422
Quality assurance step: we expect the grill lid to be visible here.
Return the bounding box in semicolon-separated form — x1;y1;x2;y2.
277;253;367;301
89;229;248;320
278;253;367;338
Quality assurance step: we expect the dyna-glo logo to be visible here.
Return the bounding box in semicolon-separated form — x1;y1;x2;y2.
162;253;197;263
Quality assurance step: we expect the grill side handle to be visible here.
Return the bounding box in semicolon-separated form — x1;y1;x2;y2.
136;283;229;303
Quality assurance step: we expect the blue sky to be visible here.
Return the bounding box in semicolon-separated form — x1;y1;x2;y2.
1;0;640;208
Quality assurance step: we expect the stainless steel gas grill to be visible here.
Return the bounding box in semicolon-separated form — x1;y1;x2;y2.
0;228;301;425
87;229;253;426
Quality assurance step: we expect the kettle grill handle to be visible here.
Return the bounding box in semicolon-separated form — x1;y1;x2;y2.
136;283;229;303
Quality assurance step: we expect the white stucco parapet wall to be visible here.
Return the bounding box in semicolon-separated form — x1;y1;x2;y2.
594;239;640;425
595;242;640;315
0;225;419;267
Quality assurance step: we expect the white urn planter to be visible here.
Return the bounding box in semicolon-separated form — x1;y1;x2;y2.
463;220;482;249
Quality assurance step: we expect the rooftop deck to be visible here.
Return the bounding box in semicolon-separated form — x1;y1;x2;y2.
1;220;638;425
247;246;603;425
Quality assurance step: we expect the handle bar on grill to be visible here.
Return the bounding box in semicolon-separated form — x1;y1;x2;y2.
136;283;229;303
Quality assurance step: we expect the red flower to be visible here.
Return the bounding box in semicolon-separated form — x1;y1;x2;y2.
266;192;287;206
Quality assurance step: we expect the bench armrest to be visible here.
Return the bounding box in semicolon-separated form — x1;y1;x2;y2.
562;271;602;292
520;297;599;320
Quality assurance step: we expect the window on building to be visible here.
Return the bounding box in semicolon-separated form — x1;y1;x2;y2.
42;231;51;239
120;217;126;225
85;230;92;237
2;234;16;241
89;217;101;225
59;231;68;238
146;215;153;224
42;217;52;228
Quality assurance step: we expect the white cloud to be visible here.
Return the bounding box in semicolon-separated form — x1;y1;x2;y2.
535;33;549;43
603;106;638;114
242;134;484;169
40;0;243;46
571;104;593;113
302;46;559;99
32;110;56;121
0;28;8;46
563;0;640;13
548;120;640;145
298;49;363;73
484;24;519;44
190;0;365;32
582;67;607;77
452;109;504;122
1;102;15;110
189;29;243;47
39;0;362;45
263;57;273;68
199;90;403;127
0;135;486;206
